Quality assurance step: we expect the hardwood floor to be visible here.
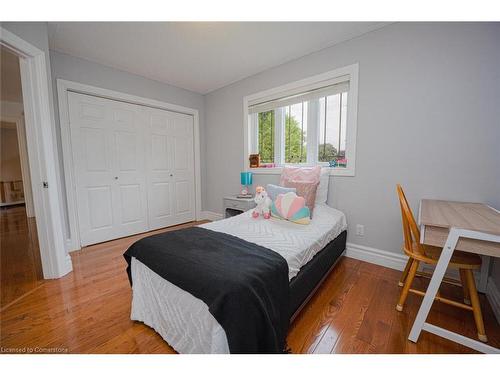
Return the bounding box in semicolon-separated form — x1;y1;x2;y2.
0;205;43;310
288;258;499;353
0;220;498;353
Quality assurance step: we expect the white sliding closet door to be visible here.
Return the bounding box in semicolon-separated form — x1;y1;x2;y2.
143;108;195;230
68;92;148;246
68;91;196;247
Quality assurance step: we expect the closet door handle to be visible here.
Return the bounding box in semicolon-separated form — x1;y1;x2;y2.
169;174;173;177
114;176;119;180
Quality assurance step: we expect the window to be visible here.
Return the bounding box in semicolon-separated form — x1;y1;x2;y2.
318;92;347;163
258;110;274;163
284;102;307;164
245;64;358;176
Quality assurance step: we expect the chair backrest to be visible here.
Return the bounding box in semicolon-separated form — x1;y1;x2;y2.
396;184;425;256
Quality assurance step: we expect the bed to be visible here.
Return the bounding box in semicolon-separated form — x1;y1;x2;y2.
125;203;347;353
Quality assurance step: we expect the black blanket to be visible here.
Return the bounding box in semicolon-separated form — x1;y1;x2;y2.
123;226;290;353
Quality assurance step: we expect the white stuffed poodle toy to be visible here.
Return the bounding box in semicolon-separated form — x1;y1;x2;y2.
252;186;272;219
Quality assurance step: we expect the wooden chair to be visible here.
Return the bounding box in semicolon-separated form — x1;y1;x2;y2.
396;184;487;342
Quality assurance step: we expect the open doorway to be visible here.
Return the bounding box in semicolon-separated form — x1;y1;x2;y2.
0;26;72;283
1;45;43;309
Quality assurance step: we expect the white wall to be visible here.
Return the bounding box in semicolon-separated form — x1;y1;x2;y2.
49;51;207;247
204;23;500;268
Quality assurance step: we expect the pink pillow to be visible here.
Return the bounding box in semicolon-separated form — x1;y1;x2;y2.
281;178;319;215
280;165;321;184
280;166;321;215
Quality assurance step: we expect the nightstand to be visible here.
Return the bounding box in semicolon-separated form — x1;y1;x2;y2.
223;196;256;218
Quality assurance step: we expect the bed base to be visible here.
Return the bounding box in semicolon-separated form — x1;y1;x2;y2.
289;230;347;322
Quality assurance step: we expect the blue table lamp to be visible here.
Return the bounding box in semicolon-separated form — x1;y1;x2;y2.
239;171;253;197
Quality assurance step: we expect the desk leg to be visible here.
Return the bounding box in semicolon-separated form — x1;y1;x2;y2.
408;228;459;342
409;228;500;353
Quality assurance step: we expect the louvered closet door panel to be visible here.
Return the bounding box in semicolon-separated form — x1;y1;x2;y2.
68;92;148;246
144;108;195;230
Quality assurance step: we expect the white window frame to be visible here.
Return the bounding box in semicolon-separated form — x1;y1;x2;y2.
243;63;359;176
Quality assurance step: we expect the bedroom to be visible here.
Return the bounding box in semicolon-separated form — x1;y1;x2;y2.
1;0;499;372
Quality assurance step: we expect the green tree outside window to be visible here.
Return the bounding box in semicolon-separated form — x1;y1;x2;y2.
258;109;311;164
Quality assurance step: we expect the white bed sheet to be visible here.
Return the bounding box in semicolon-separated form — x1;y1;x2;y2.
130;204;347;353
131;257;229;354
200;204;347;280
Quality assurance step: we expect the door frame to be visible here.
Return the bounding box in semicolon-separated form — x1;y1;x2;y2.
0;27;72;278
56;79;202;251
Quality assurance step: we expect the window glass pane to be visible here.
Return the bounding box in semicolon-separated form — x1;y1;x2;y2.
339;92;348;159
284;102;307;164
258;110;274;163
318;94;340;162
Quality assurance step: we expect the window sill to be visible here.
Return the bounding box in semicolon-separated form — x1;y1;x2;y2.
248;167;355;177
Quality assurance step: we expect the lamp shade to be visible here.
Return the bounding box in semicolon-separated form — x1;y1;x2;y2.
240;171;253;186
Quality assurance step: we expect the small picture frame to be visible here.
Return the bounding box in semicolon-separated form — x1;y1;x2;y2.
249;154;260;168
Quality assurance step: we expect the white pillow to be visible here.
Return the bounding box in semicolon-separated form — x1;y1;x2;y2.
315;168;330;205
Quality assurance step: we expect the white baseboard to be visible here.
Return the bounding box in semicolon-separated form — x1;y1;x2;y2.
486;276;500;324
345;242;408;271
345;242;476;282
199;211;223;221
66;239;80;253
63;254;73;276
66;211;223;253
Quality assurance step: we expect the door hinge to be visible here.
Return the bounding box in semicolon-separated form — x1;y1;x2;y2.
43;181;49;188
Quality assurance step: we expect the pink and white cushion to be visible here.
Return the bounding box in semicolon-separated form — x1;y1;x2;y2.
279;165;321;184
271;192;310;225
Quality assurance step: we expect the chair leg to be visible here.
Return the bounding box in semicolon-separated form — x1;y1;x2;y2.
464;269;487;342
399;258;414;287
459;269;470;305
396;260;419;312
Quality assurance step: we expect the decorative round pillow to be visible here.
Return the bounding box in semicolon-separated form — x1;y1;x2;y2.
271;192;311;225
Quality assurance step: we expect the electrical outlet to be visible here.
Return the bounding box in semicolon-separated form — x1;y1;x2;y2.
356;224;365;236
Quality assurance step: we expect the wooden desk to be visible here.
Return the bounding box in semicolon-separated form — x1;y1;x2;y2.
420;200;500;257
410;199;500;353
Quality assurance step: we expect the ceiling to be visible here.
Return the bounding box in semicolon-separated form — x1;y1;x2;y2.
48;22;389;94
0;46;23;103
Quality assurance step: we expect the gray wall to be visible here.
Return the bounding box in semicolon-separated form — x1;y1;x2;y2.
49;51;207;245
491;259;500;294
3;22;500;292
204;23;500;273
